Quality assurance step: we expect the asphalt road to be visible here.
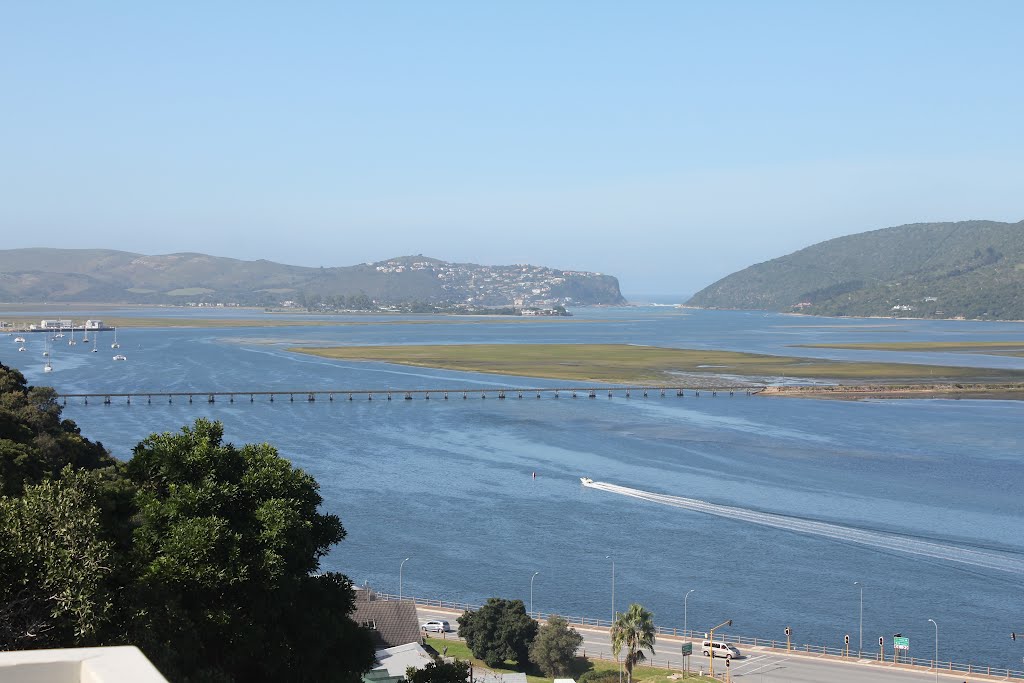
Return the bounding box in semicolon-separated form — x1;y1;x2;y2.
414;605;996;683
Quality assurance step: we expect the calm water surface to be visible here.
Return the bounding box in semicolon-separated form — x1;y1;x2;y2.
4;308;1023;669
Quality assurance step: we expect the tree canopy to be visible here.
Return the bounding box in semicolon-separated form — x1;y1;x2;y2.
0;363;376;682
457;598;538;668
406;658;471;683
528;615;583;677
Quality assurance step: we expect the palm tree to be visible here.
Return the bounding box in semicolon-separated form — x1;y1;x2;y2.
610;603;656;683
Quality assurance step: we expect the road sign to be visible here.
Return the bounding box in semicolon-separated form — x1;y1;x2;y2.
894;636;910;650
681;643;692;656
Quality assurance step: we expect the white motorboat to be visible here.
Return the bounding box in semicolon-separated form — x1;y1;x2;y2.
580;477;594;485
14;336;26;343
43;360;53;373
113;354;127;361
18;346;26;352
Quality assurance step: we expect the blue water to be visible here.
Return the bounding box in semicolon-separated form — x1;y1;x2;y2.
4;308;1023;669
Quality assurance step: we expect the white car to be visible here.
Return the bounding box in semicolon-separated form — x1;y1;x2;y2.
421;619;452;633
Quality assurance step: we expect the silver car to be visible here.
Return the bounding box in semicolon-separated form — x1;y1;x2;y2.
421;619;452;633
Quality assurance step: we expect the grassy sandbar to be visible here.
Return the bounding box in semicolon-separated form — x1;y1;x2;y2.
288;343;1024;385
794;341;1024;357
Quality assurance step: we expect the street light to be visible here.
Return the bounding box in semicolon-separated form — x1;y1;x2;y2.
707;618;732;677
854;581;863;656
399;557;410;602
684;590;695;636
606;555;615;625
530;572;540;617
928;618;938;682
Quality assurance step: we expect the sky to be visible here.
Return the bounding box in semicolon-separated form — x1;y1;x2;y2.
2;2;1022;297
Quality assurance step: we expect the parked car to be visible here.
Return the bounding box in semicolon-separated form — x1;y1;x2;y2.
421;619;452;633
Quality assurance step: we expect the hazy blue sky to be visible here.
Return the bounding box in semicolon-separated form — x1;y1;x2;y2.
2;2;1021;297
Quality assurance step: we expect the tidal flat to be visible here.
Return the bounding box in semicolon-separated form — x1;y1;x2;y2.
288;342;1024;389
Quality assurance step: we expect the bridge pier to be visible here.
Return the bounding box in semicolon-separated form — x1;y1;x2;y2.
404;392;412;400
608;390;612;398
289;394;294;402
307;393;315;402
209;395;215;403
425;392;430;400
444;392;448;400
148;396;152;404
498;391;505;399
625;389;631;398
126;396;130;405
229;394;234;403
518;391;523;399
554;391;559;399
589;389;596;398
250;394;254;402
104;396;111;405
270;394;274;402
189;395;193;403
571;391;577;398
463;392;468;400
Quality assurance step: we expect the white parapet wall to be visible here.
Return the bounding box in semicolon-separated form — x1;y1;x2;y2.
0;646;168;683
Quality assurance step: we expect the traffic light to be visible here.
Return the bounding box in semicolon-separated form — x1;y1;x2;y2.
879;637;884;646
845;634;850;645
785;627;791;636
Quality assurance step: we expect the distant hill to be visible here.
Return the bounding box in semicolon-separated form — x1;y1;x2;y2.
686;220;1024;320
0;250;625;308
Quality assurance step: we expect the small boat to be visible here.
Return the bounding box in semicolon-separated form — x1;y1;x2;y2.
42;350;49;357
14;336;25;343
580;477;594;485
112;354;127;361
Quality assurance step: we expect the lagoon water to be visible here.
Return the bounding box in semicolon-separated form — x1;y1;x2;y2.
5;308;1023;669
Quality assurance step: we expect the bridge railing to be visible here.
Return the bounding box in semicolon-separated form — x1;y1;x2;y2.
382;593;1024;681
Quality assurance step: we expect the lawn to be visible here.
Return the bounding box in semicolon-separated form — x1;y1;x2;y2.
423;637;701;683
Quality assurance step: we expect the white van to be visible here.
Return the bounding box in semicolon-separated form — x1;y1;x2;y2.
702;640;740;660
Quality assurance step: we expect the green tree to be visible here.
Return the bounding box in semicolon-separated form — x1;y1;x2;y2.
610;604;656;683
406;658;471;683
0;469;112;649
458;598;538;668
528;615;583;676
118;418;375;682
0;362;113;496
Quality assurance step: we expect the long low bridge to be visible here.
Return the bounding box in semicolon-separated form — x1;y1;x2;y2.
57;385;765;405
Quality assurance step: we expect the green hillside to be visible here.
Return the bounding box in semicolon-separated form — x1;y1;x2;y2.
0;249;625;308
686;220;1024;320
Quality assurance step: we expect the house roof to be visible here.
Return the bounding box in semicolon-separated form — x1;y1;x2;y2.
352;598;422;649
373;642;433;677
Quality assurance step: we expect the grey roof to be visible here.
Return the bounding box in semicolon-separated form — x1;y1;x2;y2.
352;598;422;649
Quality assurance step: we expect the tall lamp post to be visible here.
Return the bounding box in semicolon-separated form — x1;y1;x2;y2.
707;618;732;677
854;581;863;656
928;618;938;682
530;572;540;617
684;590;695;637
399;557;410;602
606;555;616;625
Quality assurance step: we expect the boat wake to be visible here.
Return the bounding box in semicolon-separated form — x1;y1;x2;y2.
582;480;1024;574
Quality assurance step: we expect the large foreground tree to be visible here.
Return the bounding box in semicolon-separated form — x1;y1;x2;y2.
118;418;375;681
610;603;656;683
0;367;375;683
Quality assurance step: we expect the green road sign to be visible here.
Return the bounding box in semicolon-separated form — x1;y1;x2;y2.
893;636;910;650
681;642;693;656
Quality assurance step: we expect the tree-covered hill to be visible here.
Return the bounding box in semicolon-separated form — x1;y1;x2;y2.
686;220;1024;320
0;249;625;308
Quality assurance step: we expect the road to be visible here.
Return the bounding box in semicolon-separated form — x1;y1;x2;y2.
415;605;995;683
